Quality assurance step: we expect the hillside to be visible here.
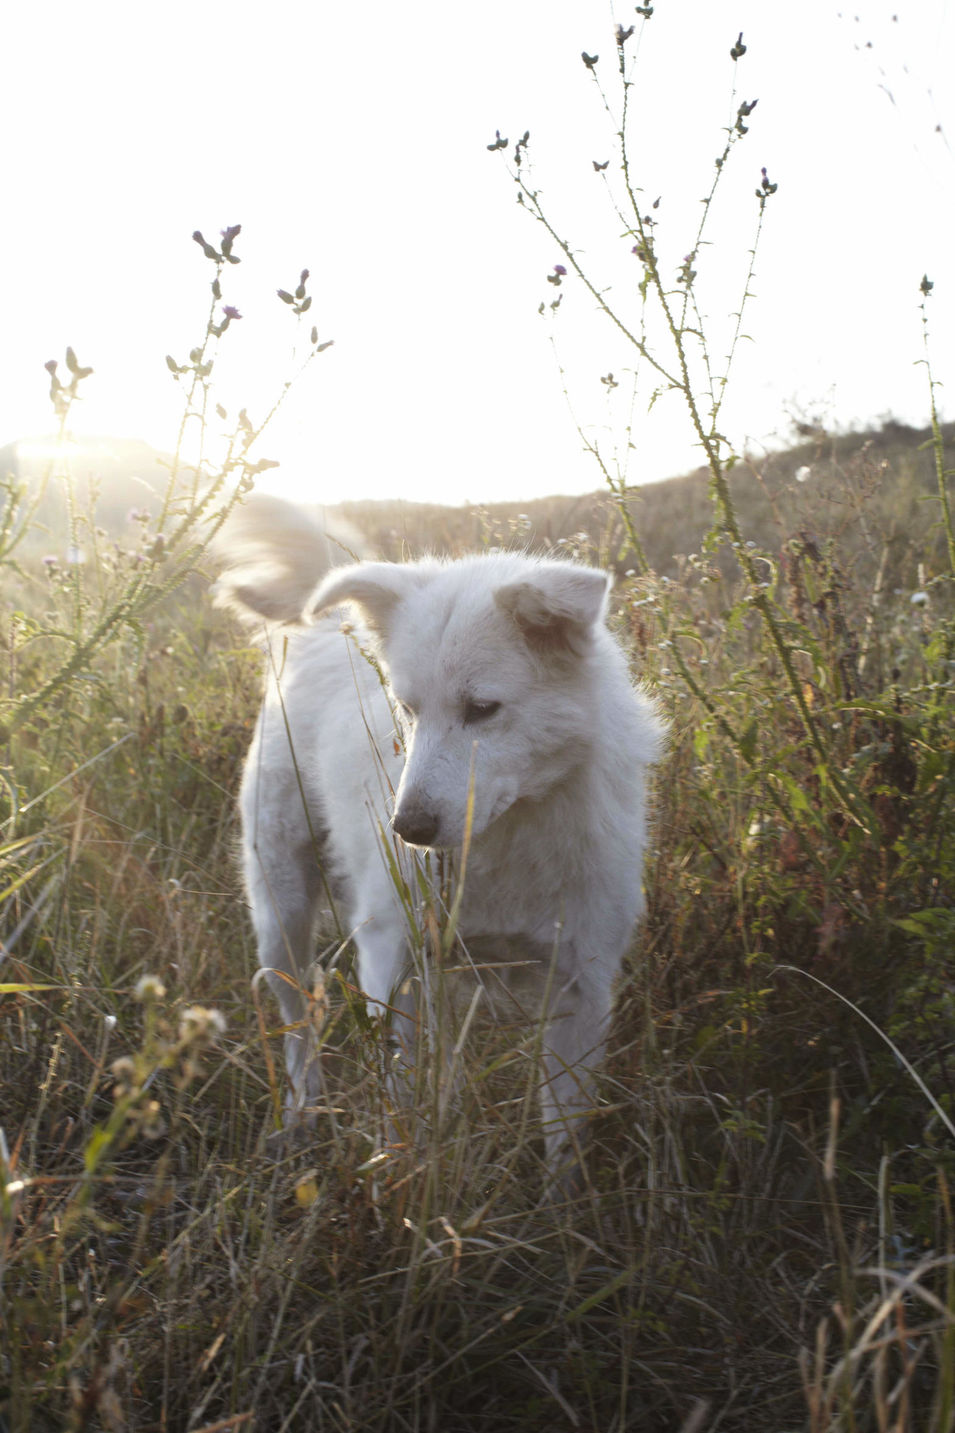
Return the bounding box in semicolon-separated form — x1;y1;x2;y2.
333;419;955;593
5;421;951;590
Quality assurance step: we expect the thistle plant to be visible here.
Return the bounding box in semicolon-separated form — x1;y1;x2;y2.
489;19;885;833
1;225;333;744
490;25;955;1426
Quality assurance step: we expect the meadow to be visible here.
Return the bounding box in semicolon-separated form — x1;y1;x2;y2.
2;31;955;1428
2;401;954;1430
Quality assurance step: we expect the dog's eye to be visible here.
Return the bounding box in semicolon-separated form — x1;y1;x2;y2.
463;699;501;725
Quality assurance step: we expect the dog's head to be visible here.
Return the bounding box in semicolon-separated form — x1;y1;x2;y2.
310;554;613;849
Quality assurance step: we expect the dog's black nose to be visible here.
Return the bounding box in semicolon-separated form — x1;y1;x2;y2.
393;806;440;847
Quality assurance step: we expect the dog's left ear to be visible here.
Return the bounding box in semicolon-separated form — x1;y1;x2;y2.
494;565;611;656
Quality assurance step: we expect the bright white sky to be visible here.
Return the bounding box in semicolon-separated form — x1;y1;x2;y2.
2;1;953;505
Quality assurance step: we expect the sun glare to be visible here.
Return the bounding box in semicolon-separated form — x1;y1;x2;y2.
15;438;84;463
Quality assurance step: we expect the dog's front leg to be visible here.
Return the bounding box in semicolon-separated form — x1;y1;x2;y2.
351;904;419;1140
537;960;616;1189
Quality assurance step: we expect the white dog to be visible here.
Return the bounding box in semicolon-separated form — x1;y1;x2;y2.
214;496;665;1173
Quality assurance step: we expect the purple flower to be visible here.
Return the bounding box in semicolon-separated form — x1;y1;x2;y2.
553;264;567;275
223;306;242;321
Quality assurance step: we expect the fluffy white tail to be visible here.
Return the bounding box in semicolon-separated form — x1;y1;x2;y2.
211;494;366;624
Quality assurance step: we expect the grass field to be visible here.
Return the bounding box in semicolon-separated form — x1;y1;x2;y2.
2;412;954;1431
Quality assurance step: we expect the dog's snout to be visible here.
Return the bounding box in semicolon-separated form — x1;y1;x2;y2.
393;804;440;848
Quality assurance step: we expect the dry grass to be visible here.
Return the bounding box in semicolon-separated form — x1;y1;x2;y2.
2;422;955;1430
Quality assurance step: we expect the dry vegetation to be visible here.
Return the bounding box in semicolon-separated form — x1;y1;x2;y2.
2;17;954;1424
2;414;954;1431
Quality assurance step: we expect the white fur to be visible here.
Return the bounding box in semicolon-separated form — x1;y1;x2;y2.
215;496;666;1172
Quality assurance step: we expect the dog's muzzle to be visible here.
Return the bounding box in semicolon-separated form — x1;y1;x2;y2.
392;803;440;848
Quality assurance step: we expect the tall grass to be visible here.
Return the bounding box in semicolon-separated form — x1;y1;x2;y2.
2;19;954;1433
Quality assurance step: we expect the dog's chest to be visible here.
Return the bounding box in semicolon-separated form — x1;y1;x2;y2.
455;844;572;948
437;930;561;1026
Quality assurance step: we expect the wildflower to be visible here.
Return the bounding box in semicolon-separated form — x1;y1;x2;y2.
735;99;758;135
910;590;929;607
581;51;599;69
178;1005;227;1043
110;1056;138;1098
223;306;242;321
192;229;219;261
140;1101;166;1139
134;974;166;1003
757;167;778;204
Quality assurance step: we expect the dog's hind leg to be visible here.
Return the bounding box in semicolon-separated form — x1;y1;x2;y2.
245;831;327;1124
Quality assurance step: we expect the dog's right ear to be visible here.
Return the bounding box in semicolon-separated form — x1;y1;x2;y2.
308;562;417;640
